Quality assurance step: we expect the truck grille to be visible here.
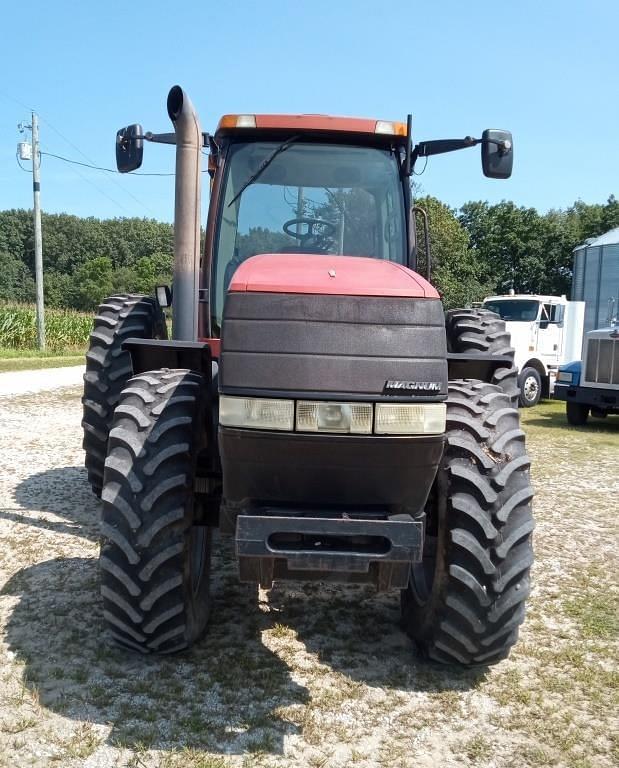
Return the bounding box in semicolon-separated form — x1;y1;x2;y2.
585;337;619;385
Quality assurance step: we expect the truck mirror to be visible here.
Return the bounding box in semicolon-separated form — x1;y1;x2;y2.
481;129;513;179
116;124;144;173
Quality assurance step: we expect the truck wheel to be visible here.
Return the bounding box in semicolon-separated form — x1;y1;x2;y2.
401;379;534;666
566;401;589;426
518;367;542;408
82;294;167;497
100;369;211;654
445;308;519;405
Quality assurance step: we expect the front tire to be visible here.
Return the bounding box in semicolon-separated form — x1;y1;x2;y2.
402;379;534;666
566;401;589;426
82;294;166;497
518;367;542;408
100;369;211;654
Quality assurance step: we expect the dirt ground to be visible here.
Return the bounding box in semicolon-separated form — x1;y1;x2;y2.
0;380;617;768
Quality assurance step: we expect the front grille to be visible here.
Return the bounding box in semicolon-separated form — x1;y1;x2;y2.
585;337;619;385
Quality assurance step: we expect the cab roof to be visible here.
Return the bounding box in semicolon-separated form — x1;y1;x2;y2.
215;113;408;140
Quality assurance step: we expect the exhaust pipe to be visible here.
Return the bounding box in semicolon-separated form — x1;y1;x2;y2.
167;85;202;341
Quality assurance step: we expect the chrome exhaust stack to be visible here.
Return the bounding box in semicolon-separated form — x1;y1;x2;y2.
167;86;202;341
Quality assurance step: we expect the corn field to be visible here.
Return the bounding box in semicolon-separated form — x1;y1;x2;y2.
0;304;92;352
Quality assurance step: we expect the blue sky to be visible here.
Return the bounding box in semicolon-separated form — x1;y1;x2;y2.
0;0;616;223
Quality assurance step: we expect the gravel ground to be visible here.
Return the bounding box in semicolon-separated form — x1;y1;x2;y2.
0;366;84;396
0;375;617;768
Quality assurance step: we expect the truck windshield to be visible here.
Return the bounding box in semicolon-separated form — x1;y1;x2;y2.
211;141;406;332
483;299;540;322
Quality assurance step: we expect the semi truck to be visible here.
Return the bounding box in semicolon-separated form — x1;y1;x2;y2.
482;293;585;407
554;320;619;425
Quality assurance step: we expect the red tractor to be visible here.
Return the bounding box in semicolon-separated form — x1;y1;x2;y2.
82;86;533;664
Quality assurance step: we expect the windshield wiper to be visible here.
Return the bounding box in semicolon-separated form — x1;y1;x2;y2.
227;135;300;208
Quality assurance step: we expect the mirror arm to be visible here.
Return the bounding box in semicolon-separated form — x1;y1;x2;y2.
143;131;210;147
413;135;511;160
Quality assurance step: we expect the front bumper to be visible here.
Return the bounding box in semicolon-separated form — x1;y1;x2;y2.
554;383;618;409
236;510;423;589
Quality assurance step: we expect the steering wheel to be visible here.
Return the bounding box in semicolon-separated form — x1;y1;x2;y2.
283;217;336;247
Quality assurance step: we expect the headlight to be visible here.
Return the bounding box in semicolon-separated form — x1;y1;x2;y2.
220;396;446;435
556;371;573;384
297;401;373;434
219;396;294;431
374;403;446;435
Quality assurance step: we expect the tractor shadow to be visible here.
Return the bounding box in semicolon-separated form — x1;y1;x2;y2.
3;464;483;758
2;546;307;756
264;581;487;695
4;465;100;542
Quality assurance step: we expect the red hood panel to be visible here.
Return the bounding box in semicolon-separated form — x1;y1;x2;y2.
228;254;439;298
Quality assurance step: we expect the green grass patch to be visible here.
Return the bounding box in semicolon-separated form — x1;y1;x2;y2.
564;593;619;639
521;398;619;445
0;347;85;372
0;303;92;351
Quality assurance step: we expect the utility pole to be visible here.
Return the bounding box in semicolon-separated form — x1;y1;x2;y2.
31;113;45;349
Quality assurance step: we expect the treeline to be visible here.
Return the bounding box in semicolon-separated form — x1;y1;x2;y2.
415;194;618;307
1;196;617;311
0;211;173;311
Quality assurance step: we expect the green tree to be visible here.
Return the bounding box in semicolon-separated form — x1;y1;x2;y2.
414;195;484;308
459;195;618;298
459;201;566;295
70;257;114;311
236;227;291;259
0;251;35;303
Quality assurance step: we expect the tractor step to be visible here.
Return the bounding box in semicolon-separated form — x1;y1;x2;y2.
235;512;423;589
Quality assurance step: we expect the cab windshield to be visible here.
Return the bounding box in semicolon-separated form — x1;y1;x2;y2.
212;141;406;331
483;299;540;322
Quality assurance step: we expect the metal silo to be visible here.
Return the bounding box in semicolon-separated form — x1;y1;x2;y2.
572;227;619;332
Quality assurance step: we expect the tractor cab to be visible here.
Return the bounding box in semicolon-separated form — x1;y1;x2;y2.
206;114;411;335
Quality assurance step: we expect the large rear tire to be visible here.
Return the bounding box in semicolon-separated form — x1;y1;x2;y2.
402;379;534;666
82;294;166;497
100;368;211;654
445;308;519;405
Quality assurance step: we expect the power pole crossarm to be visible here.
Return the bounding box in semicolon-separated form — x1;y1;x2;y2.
31;112;45;349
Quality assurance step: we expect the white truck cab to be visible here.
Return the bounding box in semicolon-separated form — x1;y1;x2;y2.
482;294;585;406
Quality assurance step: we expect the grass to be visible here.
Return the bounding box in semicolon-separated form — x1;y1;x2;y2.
521;397;619;443
0;347;85;372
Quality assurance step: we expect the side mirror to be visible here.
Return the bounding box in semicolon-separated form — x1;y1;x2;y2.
116;124;144;172
481;129;513;179
155;284;172;308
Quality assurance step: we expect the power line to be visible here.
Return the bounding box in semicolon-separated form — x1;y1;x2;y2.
40;150;176;176
15;154;31;173
36;112;157;213
40;144;132;215
0;90;152;212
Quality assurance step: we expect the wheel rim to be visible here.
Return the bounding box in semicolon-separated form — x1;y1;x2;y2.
523;375;539;403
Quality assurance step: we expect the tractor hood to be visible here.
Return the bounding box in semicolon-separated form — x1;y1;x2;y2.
220;254;447;401
228;253;439;299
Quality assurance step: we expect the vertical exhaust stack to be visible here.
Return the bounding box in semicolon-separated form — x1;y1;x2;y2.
167;86;202;341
